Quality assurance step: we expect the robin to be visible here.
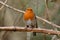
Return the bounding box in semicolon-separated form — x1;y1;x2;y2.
23;8;38;36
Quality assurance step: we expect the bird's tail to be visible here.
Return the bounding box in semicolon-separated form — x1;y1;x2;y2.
31;25;36;36
33;32;36;36
33;16;38;36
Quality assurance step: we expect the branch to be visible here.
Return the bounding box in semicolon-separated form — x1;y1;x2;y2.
0;0;7;10
0;27;60;35
36;16;60;28
0;1;60;28
0;1;25;13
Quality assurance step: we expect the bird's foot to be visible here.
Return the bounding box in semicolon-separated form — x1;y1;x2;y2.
25;26;27;29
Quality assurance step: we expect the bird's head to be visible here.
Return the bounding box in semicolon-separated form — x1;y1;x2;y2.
26;8;33;12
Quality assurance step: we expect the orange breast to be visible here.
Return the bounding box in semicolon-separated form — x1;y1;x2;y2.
24;12;34;21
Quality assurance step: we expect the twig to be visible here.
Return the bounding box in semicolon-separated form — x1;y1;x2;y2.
0;1;25;13
0;1;60;28
0;27;60;35
36;16;60;28
0;0;7;10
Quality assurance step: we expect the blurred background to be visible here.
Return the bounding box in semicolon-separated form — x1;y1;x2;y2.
0;0;60;40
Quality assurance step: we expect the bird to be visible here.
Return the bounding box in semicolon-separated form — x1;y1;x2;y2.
23;8;38;36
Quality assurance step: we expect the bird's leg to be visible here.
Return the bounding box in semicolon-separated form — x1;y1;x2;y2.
31;25;34;28
24;25;29;31
28;25;34;30
27;25;29;28
31;25;36;36
25;25;29;29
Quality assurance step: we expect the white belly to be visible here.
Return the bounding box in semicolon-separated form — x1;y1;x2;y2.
26;19;32;25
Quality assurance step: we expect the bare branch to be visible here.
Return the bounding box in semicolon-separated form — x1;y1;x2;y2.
36;16;60;28
0;1;25;13
0;27;60;35
0;0;7;10
0;1;60;28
